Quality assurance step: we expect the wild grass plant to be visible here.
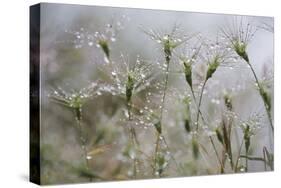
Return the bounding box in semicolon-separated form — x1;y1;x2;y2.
42;12;273;184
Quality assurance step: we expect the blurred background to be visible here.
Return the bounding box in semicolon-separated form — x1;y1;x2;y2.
38;3;273;184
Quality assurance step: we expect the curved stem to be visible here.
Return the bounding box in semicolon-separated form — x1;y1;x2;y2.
235;140;244;172
191;80;223;171
196;79;207;131
127;102;139;178
247;62;273;132
154;62;170;176
76;111;92;181
209;136;224;172
190;88;206;123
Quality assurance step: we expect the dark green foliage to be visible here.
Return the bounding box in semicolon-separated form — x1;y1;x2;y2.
184;119;191;133
154;121;162;134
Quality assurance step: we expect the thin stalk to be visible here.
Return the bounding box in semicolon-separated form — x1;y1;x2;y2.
196;79;207;130
153;55;183;175
235;140;244;172
190;88;206;123
75;109;92;182
245;150;248;172
227;117;234;169
262;147;267;171
127;102;139;178
247;62;273;132
209;136;224;173
161;136;183;173
153;62;170;176
192;78;224;171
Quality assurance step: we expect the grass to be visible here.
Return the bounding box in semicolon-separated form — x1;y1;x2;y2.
44;15;274;184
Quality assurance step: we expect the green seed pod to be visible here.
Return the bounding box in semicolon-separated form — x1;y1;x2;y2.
215;128;224;145
206;56;220;80
183;61;192;88
260;86;271;111
184;118;191;133
98;39;110;59
154;121;162;134
126;74;134;103
192;138;199;159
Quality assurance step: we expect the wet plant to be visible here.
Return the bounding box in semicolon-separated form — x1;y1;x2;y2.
49;83;101;181
195;40;230;130
43;11;274;184
221;17;273;132
142;25;192;176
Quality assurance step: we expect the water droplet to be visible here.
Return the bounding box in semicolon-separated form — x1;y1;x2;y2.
111;71;117;76
86;155;92;160
88;41;94;46
104;56;110;64
111;37;116;42
163;35;169;40
240;167;245;172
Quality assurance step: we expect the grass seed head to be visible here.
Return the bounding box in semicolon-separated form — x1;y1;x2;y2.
126;72;135;103
233;40;249;63
98;39;110;59
260;86;271;111
206;55;220;80
183;61;192;88
221;17;257;63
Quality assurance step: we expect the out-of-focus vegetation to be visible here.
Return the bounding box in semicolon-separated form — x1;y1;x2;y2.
39;4;274;185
